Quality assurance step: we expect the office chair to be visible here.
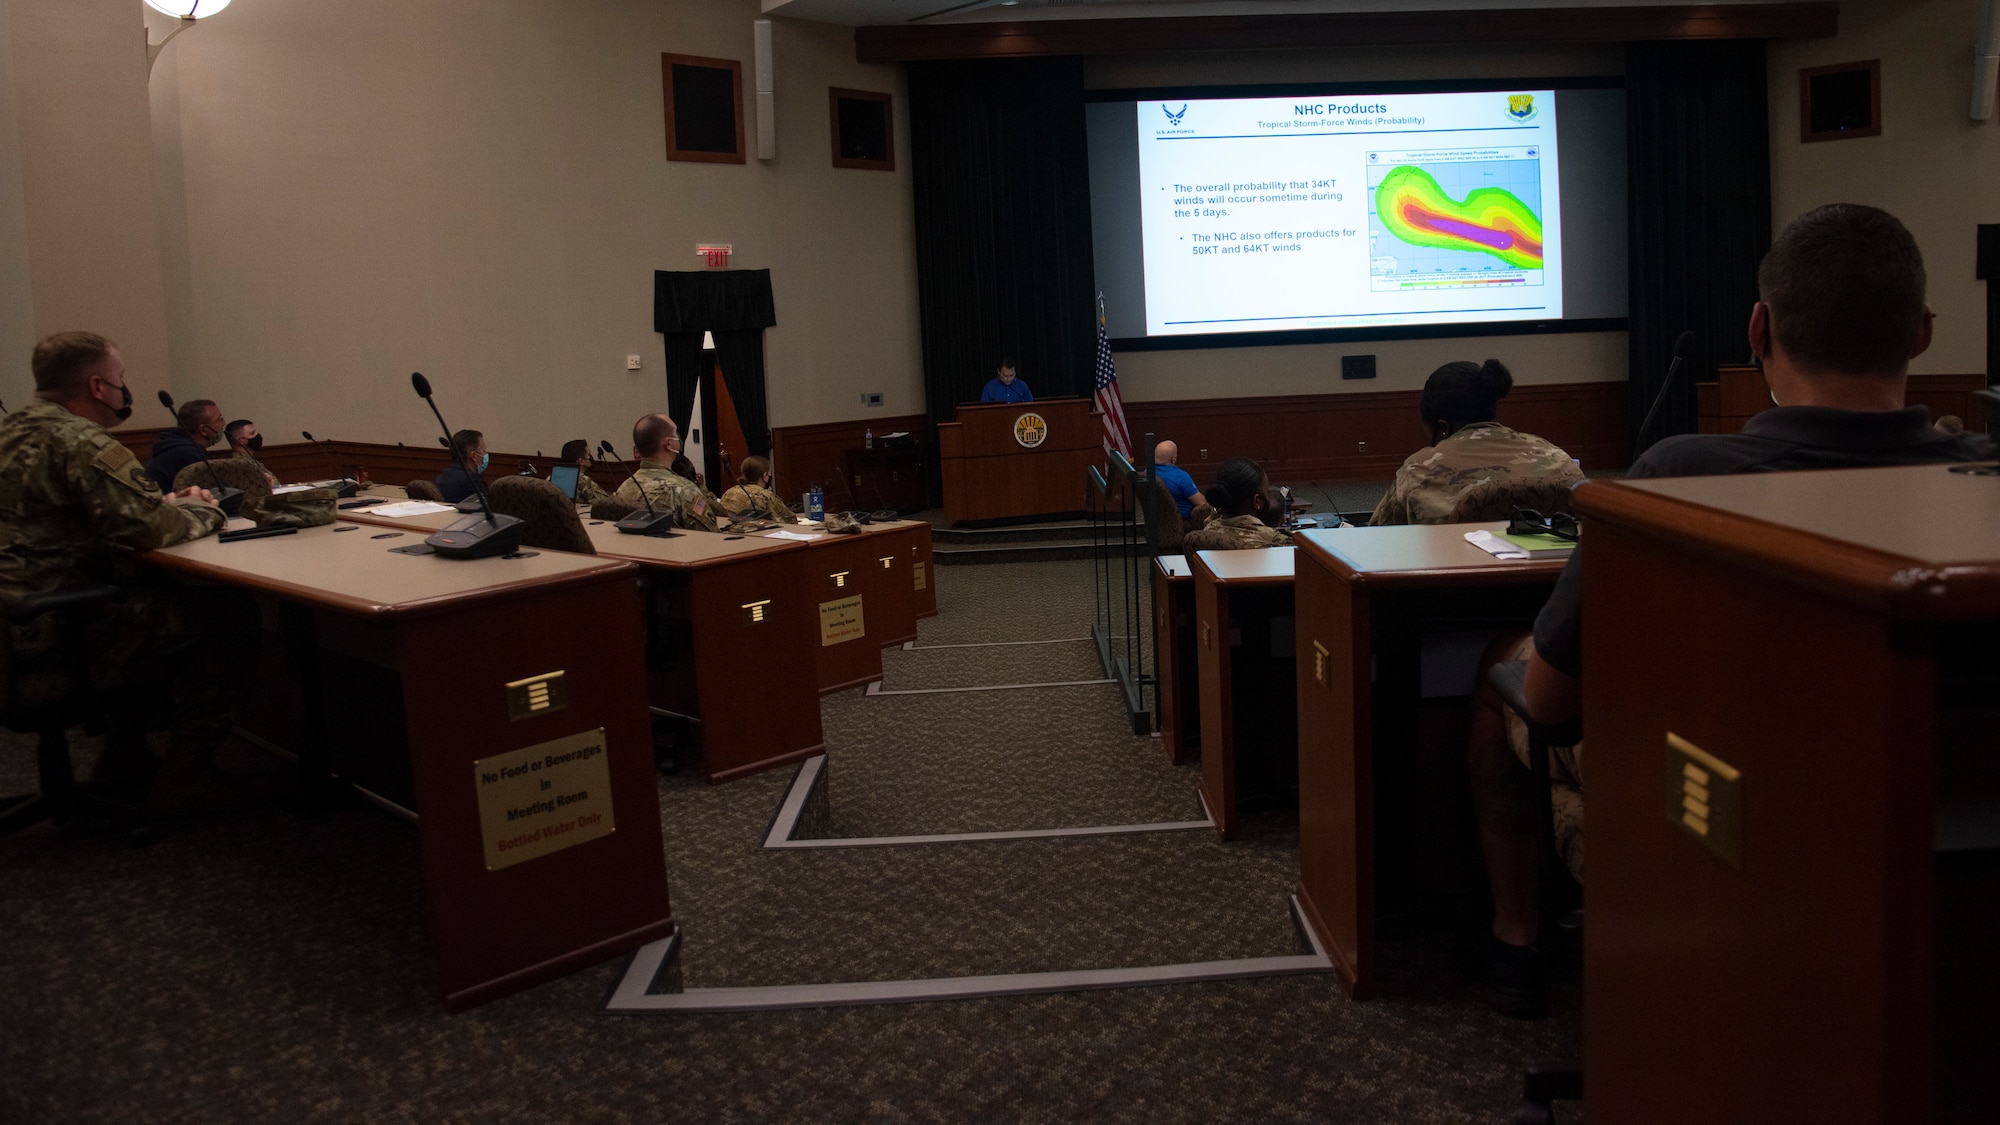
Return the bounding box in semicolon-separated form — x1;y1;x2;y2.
405;479;446;502
0;585;154;843
1446;476;1580;525
1486;658;1584;1124
1148;475;1186;553
488;476;595;554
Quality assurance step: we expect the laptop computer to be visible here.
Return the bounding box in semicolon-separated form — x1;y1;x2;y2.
549;464;580;500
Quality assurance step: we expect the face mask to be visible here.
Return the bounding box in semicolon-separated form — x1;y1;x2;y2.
246;434;264;453
478;453;490;473
106;380;133;423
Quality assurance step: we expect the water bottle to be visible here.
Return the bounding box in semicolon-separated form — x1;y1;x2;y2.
864;428;874;449
807;485;824;522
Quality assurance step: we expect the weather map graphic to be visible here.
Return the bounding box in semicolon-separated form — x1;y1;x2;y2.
1365;149;1546;291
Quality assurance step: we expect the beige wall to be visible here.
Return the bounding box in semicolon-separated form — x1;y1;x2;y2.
1086;42;1629;401
1;0;174;411
1769;0;2000;379
141;0;918;452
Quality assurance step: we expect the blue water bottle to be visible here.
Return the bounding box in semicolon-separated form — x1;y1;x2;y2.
807;485;824;522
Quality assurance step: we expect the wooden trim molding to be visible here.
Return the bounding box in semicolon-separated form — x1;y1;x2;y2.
856;4;1838;63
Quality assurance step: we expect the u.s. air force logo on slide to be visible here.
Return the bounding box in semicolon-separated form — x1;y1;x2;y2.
1013;412;1049;449
1506;93;1537;122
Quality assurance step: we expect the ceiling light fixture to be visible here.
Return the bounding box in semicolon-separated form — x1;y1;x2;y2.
145;0;233;71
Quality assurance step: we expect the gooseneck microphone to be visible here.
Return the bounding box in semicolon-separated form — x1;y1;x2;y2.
300;431;360;498
1632;329;1696;463
410;372;523;559
598;440;618;463
614;455;680;537
157;390;244;516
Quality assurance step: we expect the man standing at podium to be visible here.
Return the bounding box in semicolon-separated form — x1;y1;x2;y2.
979;357;1033;404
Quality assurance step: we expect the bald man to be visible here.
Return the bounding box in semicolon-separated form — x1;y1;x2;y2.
1152;440;1205;519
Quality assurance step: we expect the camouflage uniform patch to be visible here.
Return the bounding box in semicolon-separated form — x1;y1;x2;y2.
718;483;797;523
605;460;718;532
1369;421;1584;527
1181;513;1292;552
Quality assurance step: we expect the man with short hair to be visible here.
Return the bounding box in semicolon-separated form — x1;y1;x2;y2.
1470;203;1996;1019
593;414;717;530
434;428;487;503
557;438;612;505
979;357;1033;404
224;419;278;487
144;397;224;493
0;332;258;811
1152;440;1205;519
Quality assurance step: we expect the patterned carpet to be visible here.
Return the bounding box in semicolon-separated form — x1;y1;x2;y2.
0;554;1579;1123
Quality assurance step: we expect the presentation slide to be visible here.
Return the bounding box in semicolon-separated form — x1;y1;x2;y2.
1135;90;1563;337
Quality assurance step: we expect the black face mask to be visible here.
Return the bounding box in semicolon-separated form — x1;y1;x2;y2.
245;434;264;453
110;381;133;423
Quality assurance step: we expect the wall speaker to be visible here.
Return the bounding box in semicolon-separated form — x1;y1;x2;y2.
754;20;775;161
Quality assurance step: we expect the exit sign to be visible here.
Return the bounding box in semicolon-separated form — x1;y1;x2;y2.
696;244;731;268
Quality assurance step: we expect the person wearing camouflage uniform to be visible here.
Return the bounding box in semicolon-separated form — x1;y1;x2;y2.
0;332;259;812
558;439;613;506
718;455;797;523
1182;512;1292;551
591;413;718;531
1181;458;1292;552
1369;359;1583;526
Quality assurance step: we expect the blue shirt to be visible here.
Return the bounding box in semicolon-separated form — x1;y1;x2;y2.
980;376;1033;404
1154;464;1199;517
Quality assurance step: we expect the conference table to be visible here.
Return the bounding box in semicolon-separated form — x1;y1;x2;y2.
1571;464;2000;1121
144;520;674;1012
1290;522;1565;999
1152;554;1198;766
1191;546;1297;840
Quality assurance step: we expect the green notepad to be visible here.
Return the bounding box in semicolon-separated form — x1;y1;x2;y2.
1497;530;1577;558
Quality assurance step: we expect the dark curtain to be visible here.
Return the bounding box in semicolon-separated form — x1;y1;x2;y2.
908;57;1098;424
1626;40;1772;457
654;269;776;438
714;329;771;458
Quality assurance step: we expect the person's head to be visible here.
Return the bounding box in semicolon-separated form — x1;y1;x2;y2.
632;413;679;461
32;331;132;426
451;428;487;472
560;439;591;466
670;452;700;484
739;455;772;487
1751;203;1931;398
178;398;223;447
1155;440;1179;466
1419;359;1513;442
225;419;261;454
1206;457;1278;520
996;356;1017;385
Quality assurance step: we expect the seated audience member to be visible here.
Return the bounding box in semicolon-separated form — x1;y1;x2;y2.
719;455;797;522
1469;203;1996;1020
979;357;1033;404
1151;440;1206;519
1182;458;1291;551
224;419;278;487
434;429;487;503
557;438;612;505
2;332;261;814
1369;358;1583;526
145;397;226;493
595;413;718;531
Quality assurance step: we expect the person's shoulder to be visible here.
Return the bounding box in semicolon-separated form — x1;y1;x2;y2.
1628;432;1773;479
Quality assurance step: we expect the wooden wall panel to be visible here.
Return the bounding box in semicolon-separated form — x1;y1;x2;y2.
105;432;634;495
1696;369;1989;435
770;413;928;511
1125;380;1632;488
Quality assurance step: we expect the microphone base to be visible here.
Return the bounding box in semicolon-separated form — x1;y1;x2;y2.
213;487;245;517
455;495;485;513
425;512;526;559
331;479;358;499
615;511;681;537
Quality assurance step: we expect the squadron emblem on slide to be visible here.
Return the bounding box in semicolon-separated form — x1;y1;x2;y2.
1506;93;1538;122
1013;412;1049;449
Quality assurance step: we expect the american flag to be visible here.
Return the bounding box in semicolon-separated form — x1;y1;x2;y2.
1092;302;1131;460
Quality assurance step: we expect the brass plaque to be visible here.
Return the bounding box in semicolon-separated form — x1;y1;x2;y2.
473;728;615;871
913;561;927;591
830;570;849;589
1666;732;1742;869
505;670;568;721
741;599;771;626
879;555;895;570
1312;640;1329;689
819;595;866;646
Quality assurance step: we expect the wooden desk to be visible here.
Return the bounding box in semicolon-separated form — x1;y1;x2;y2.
1153;554;1198;766
937;398;1099;524
1192;546;1296;840
747;520;930;688
146;522;671;1012
1290;523;1565;998
575;524;825;783
1574;465;2000;1122
845;445;925;514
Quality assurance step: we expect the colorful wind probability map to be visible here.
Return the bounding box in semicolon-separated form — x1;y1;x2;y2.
1373;165;1544;270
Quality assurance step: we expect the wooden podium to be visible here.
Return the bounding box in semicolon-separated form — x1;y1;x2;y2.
1574;464;2000;1121
938;398;1100;525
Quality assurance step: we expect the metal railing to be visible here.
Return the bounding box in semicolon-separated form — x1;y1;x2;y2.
1087;435;1175;736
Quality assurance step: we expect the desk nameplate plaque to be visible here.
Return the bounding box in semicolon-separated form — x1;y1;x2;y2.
474;729;616;872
